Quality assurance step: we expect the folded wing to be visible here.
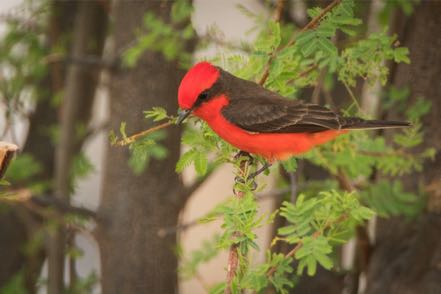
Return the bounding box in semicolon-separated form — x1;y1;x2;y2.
222;97;342;133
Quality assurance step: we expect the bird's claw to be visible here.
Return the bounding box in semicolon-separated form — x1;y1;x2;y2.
234;175;258;191
234;151;254;164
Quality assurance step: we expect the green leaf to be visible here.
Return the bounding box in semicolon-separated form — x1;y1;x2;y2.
393;47;410;64
194;152;208;176
128;131;168;174
4;154;41;182
0;179;10;186
144;107;169;121
314;252;333;270
176;149;197;173
119;121;127;139
306;256;317;276
71;152;95;181
282;157;297;173
209;283;226;294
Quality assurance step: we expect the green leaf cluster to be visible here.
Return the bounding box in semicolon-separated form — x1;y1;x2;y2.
179;234;221;280
338;31;409;87
361;180;423;218
176;120;235;177
123;0;194;68
279;191;373;277
128;131;168;175
241;252;294;293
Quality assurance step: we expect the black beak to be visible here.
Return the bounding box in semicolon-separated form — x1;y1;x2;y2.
177;109;192;125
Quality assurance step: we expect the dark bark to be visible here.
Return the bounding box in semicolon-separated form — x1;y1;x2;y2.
366;2;441;294
0;2;77;292
293;267;345;294
48;1;108;293
96;2;190;293
0;209;27;287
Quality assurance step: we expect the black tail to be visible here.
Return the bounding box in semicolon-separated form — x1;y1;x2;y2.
341;118;411;130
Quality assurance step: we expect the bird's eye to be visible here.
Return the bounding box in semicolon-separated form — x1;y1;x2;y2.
198;91;209;100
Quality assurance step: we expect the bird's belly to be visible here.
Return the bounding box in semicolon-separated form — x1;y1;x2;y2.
205;114;344;161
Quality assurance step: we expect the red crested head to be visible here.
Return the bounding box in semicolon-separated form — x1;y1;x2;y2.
178;61;220;110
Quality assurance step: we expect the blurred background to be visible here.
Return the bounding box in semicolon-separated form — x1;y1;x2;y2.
0;0;440;294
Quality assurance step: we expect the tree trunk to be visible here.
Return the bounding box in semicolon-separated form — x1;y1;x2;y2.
0;2;77;292
366;2;441;293
96;2;188;293
48;2;108;292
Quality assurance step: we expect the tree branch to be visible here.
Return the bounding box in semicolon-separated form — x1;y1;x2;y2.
225;154;251;294
114;121;174;146
0;189;97;219
44;53;118;70
335;168;372;294
258;0;342;86
179;168;216;206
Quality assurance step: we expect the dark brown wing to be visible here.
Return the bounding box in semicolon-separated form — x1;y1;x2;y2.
221;97;342;133
216;68;410;133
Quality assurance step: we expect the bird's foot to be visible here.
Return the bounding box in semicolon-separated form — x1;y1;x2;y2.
248;162;272;179
233;162;272;192
234;175;258;191
234;151;254;164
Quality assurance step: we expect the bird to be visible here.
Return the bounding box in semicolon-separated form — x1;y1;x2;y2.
177;61;410;178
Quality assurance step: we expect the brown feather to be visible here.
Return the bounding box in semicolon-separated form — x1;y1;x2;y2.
203;68;410;134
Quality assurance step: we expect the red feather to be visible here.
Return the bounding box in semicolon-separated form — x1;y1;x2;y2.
178;62;219;109
194;95;346;161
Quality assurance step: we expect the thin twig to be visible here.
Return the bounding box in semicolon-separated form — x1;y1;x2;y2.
114;121;174;146
194;271;211;293
311;69;327;104
199;33;253;53
273;0;286;22
179;167;216;206
157;219;199;238
258;0;342;86
336;168;355;192
0;189;97;219
286;64;319;86
343;81;362;113
267;242;302;277
68;231;78;290
336;168;372;294
43;53;117;70
286;0;342;47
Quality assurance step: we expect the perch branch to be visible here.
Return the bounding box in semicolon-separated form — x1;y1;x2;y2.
114;121;174;146
225;154;251;294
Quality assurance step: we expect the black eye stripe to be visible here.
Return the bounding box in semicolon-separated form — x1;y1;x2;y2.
198;90;209;100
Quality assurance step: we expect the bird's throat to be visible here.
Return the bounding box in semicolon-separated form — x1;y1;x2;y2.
193;95;230;121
